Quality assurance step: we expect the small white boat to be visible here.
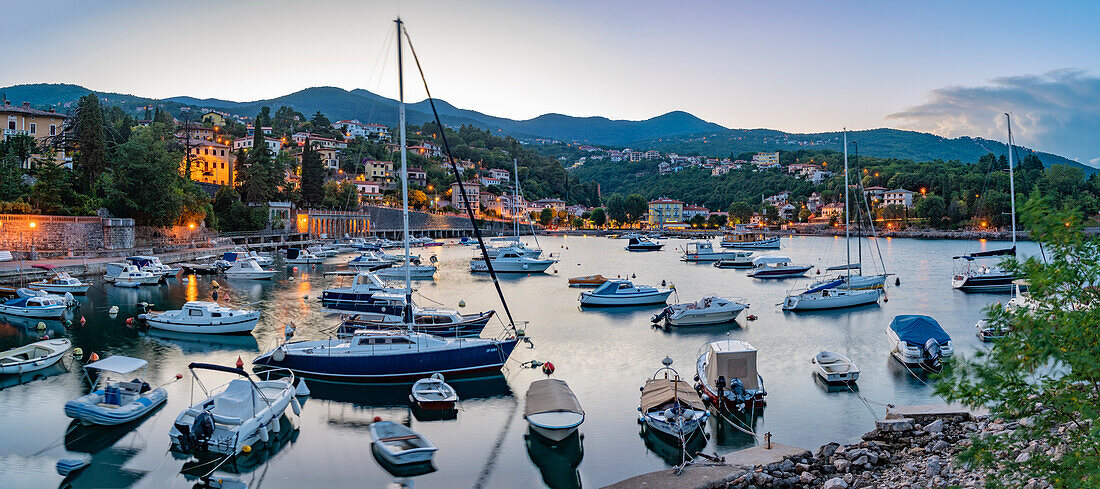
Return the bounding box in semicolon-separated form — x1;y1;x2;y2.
104;263;160;285
470;250;556;273
625;236;664;252
126;256;181;277
746;256;812;279
409;373;458;410
139;301;260;335
169;362;298;456
712;251;756;269
370;421;438;465
27;265;90;294
886;315;953;371
681;242;746;262
285;248;323;264
0;338;71;374
695;339;767;411
579;280;672;307
639;360;708;441
224;258;276;280
349;251;394;270
782;280;882;311
0;293;68;318
64;355;168;425
652;296;748;326
376;261;437;280
307;245;338;258
812;351;860;384
218;250;274;268
525;378;584;441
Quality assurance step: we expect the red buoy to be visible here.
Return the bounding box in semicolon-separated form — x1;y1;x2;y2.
373;416;382;422
541;361;555;376
126;317;134;326
176;373;183;379
236;356;244;369
89;352;100;362
79;316;86;326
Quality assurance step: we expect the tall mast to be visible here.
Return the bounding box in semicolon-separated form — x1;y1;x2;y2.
513;158;520;238
1005;113;1017;251
397;18;411;325
843;130;851;282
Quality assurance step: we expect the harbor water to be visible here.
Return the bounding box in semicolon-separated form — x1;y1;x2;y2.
0;235;1034;488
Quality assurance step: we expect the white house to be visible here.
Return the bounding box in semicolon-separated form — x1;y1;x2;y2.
354;180;382;202
333;120;389;139
488;168;510;181
883;189;915;208
233;137;283;153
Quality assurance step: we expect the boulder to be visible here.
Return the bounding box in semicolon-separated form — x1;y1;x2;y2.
824;477;849;489
931;440;951;453
925;419;944;433
876;418;915;432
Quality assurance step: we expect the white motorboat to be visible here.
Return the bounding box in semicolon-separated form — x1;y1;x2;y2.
486;243;543;259
578;280;672;306
139;301;260;335
712;251;756;269
1006;279;1038;311
126;256;181;277
720;226;781;249
695;339;767;411
349;251;395;270
652;296;748;326
0;338;71;374
525;378;584;441
625;236;664;252
975;318;1008;342
0;293;68;318
376;261;437;280
470;250;556;273
812;351;860;384
285;248;323;264
681;241;746;262
104;262;160;285
64;355;168;425
244;250;274;266
639;360;708;441
170;362;299;456
746;256;812;279
409;373;458;410
219;250;273;267
27;265;90;294
224;258;276;280
782;279;882;311
320;271;409;313
886;315;953;371
370;421;438;465
307;245;338;258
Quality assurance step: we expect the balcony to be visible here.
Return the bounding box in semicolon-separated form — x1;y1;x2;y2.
3;129;29;139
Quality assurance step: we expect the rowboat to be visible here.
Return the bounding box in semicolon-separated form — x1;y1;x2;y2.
370;421;438;465
0;338;71;375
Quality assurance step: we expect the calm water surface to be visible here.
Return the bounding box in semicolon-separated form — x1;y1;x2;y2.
0;236;1034;488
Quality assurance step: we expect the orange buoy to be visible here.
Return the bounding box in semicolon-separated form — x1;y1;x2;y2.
89;352;100;362
236;356;244;369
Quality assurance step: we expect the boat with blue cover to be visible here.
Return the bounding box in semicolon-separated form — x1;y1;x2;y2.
886;315;953;371
578;280;672;306
0;292;68;318
65;355;167;425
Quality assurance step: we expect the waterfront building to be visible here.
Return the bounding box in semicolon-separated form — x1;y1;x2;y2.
0;99;69;168
648;198;684;226
181;138;234;186
883;189;915;208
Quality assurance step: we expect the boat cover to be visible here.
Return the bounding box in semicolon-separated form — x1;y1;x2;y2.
85;356;148;374
525;379;583;417
804;279;845;295
126;257;154;268
889;315;950;344
640;378;705;412
825;263;861;271
222;252;241;262
705;340;760;390
287;248;302;259
589;280;633;295
31;264;57;271
953;247;1015;260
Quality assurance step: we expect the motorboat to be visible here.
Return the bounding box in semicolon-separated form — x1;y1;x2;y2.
812;351;860;384
307;245;338;258
285;248;323;264
652;296;748;326
694;339;766;411
625;236;664;252
712;252;755;269
0;338;71;374
64;355;167;425
615;232;644;240
253;330;519;382
331;238;362;252
376;261;437;280
782;279;882;311
470;250;556;273
104;262;160;286
886;315;953;372
125;256;180;277
216;251;272;268
1006;279;1038;311
746;256;812;279
169;362;299;456
720;226;780;249
524;378;584;442
139;301;260;335
639;360;708;441
348;251;395;270
379;250;419;263
320;272;407;313
975;319;1008;342
244;250;274;266
339;308;494;338
568;274;610;287
322;291;410;316
681;241;745;262
370;421;438;465
486;243;543;259
578;280;672;307
0;293;68;318
409;373;458;410
27;265;90;294
224;258;276;280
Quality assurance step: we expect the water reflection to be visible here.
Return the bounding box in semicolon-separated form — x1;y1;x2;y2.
180;414;300;477
708;410;760;452
143;330;259;354
372;442;437;478
638;423;704;467
525;428;583;489
0;361;70;390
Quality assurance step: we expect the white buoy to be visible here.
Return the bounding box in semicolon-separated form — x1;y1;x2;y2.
295;379;311;396
108;306;119;315
458;300;466;308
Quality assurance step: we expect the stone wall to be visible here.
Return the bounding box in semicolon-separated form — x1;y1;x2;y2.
0;214;136;256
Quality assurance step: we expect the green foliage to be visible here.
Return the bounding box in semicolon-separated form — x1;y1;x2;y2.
0;154;28;202
72;94;110;196
914;194;947;228
538;207;553;226
624;194;647;223
236;123;281;204
605;194;626;224
728;201;753;224
707;213;727;228
407;189;428;210
104;123;208;226
299;139;324;206
320;181;358;210
211;187;266;231
590;207;607;228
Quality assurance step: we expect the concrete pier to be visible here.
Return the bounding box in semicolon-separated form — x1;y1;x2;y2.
602;443;810;489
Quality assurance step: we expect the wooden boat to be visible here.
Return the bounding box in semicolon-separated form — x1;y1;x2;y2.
812;351;860;384
64;355;167;425
27;265;90;294
524;378;584;441
370;421;438;465
639;362;708;441
568;274;609;287
0;338;71;375
409;373;458;410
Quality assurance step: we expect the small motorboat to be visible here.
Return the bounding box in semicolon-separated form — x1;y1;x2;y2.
376;261;438;280
712;252;756;269
125;256;181;277
307;245;338;258
285;248;323;264
139;301;260;335
579;280;672;307
975;319;1008;342
652;296;748;326
27;265;90;294
886;315;953;372
639;359;708;441
0;338;71;374
349;251;394;270
525;378;584;442
169;362;299;456
746;256;812;279
217;250;274;268
409;373;458;410
470;250;556;273
695;339;767;411
104;262;160;286
224;258;276;280
370;421;438;465
339;309;494;338
625;236;664;252
681;241;746;262
568;274;609;287
0;292;68;318
812;351;860;384
64;355;167;425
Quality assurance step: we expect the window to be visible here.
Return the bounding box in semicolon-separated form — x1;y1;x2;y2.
211;312;222;317
29;123;35;134
50;124;56;135
189;309;204;317
7;120;13;130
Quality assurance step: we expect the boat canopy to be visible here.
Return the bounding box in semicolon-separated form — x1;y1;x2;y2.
705;339;759;391
640;378;705;412
287;248;303;259
222;252;241;262
889;315;950;344
752;256;791;266
804;279;845;295
85;355;148;374
125;257;154;268
954;247;1015;260
31;264;57;271
590;280;636;295
825;263;861;271
525;379;584;417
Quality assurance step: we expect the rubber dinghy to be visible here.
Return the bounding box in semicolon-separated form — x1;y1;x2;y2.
65;355;167;425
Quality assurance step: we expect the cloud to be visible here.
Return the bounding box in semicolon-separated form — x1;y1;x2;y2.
888;69;1100;164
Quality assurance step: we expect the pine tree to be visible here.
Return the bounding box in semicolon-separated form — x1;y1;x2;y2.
73;94;109;196
240;128;274;203
143;106;151;121
300;139;324;206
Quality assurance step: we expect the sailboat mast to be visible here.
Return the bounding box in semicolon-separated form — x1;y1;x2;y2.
843;130;851;281
397;18;412;323
1005;113;1017;251
513;158;520;238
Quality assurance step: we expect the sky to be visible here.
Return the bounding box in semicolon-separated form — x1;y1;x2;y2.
4;0;1100;162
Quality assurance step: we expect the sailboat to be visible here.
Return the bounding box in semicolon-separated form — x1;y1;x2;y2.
253;18;517;383
471;159;557;272
784;131;881;311
952;113;1019;292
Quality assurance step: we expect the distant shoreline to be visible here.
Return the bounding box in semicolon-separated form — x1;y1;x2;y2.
542;228;1031;241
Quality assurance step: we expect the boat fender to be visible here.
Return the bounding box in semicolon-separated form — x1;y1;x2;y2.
295;379;310;396
660;280;665;286
523;264;529;270
291;396;301;415
541;361;555;376
241;445;251;453
458;300;466;308
633;273;637;279
373;416;382;422
88;352;100;362
36;322;46;330
64;319;72;327
895;277;901;286
259;425;270;443
236;356;244;369
108;306;119;315
73;347;83;359
272;348;286;362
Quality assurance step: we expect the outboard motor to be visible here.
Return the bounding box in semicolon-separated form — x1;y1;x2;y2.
923;338;943;372
651;307;670;324
188;411;215;453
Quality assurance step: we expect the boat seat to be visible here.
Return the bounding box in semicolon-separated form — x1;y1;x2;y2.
379;435;419;442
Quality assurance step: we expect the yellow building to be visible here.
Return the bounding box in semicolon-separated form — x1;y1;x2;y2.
1;100;69;168
201;111;226;126
647;198;684;226
181;139;235;186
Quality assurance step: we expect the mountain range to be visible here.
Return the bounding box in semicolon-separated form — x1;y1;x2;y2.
0;82;1091;172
